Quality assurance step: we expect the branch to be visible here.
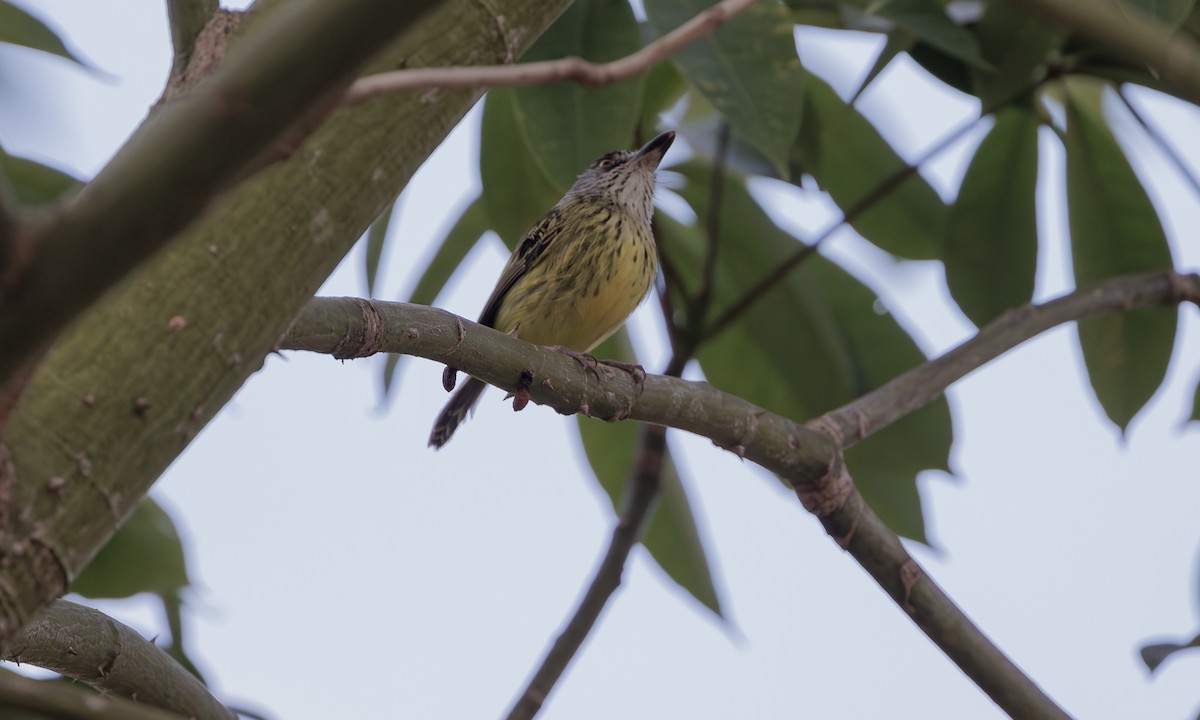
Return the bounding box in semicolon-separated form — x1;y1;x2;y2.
816;270;1199;448
0;667;186;720
283;272;1199;718
1009;0;1200;106
0;0;445;387
0;0;574;655
5;600;234;720
506;425;669;720
341;0;758;106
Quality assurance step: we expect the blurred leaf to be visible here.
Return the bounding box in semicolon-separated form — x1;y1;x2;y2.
0;1;84;64
480;89;562;248
71;497;189;599
1063;79;1176;431
645;0;805;177
0;144;81;205
365;199;397;297
1191;372;1200;422
871;0;990;70
514;0;643;190
382;196;492;397
577;331;722;616
944;107;1039;326
851;29;913;102
639;60;688;139
1141;634;1200;672
71;497;202;680
663;161;952;540
1121;0;1197;27
793;75;948;260
972;2;1065;109
906;40;973;95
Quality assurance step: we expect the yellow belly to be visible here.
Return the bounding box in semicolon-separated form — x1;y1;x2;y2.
493;209;657;352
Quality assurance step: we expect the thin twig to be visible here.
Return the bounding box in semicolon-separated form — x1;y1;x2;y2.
341;0;759;106
816;269;1198;449
704;110;986;341
505;424;670;720
691;122;731;337
1115;86;1200;199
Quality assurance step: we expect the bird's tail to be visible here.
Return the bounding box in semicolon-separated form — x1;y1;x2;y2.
429;377;487;448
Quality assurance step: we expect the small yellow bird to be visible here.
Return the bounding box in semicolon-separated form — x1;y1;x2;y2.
429;130;675;448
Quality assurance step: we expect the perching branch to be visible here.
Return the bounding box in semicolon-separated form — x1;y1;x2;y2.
341;0;759;106
816;269;1199;449
0;0;443;387
1009;0;1200;106
5;600;235;720
283;270;1197;719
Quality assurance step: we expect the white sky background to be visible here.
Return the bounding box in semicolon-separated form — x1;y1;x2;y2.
3;1;1200;718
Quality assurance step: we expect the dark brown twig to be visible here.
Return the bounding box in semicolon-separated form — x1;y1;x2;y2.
704;111;986;341
1115;86;1200;199
505;424;670;720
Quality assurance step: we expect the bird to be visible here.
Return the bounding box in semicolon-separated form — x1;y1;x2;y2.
429;130;675;448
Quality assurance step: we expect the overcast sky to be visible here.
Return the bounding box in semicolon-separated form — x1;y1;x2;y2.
4;2;1200;719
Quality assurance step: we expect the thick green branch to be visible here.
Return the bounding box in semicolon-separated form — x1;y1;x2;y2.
5;600;233;720
0;0;571;652
0;0;443;385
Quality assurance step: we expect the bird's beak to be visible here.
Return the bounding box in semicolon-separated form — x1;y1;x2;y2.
634;131;675;169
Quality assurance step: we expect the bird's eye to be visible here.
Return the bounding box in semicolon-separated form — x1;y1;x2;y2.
598;159;613;169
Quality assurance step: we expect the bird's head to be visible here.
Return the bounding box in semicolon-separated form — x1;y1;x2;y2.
566;131;675;225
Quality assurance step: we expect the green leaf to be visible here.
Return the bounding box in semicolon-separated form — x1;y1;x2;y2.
662;161;952;540
972;1;1065;110
1141;634;1200;672
72;497;189;599
365;199;397;297
850;29;913;102
871;0;990;70
1191;372;1200;423
382;196;492;397
1063;79;1176;431
944;107;1039;326
514;0;644;190
792;75;948;260
0;144;81;205
645;0;805;177
479;89;563;249
0;1;85;65
577;330;722;616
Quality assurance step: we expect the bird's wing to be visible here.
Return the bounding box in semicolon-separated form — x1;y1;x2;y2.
476;206;563;329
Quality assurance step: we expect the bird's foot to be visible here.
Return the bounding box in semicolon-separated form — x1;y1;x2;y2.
546;345;607;380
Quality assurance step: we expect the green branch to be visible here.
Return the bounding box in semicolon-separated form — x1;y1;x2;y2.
5;600;233;720
0;0;444;386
